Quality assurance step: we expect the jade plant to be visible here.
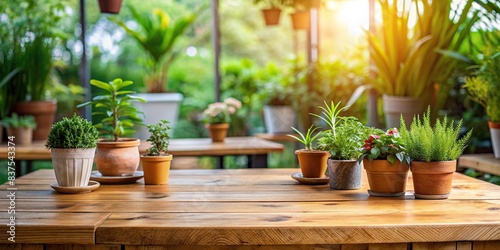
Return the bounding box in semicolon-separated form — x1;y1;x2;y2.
400;107;472;162
1;113;37;129
144;119;171;156
46;114;99;149
77;78;146;141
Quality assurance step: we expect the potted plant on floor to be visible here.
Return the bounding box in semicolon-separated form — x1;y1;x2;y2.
140;119;173;185
2;113;37;145
77;78;146;176
463;46;500;158
315;101;372;190
202;97;242;143
358;128;411;196
46;114;99;187
400;107;472;199
112;6;199;138
288;125;328;178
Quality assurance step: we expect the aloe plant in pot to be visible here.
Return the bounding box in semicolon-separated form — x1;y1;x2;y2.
140;120;173;185
77;78;146;177
46;114;99;187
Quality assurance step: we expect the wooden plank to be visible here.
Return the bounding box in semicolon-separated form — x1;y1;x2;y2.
472;241;500;250
126;246;342;250
457;242;472;250
413;242;456;250
459;154;500;176
45;245;121;250
368;243;408;250
0;244;43;250
0;213;110;244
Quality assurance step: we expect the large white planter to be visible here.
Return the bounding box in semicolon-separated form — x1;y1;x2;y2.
382;95;422;129
51;148;96;187
134;93;183;140
263;105;296;134
489;122;500;158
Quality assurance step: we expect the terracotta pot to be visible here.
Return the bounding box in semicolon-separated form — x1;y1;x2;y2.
6;127;33;145
95;138;140;176
205;123;230;142
98;0;123;14
290;11;309;30
295;149;329;178
328;159;362;190
13;100;57;140
141;154;173;185
262;7;281;26
410;160;456;199
488;121;500;158
51;148;96;187
382;95;422;129
363;159;409;196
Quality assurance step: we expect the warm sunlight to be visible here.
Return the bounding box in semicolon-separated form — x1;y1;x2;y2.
326;0;370;37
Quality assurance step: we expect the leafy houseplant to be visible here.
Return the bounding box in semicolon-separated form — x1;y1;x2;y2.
77;78;146;176
288;125;329;178
400;107;472;199
140;120;173;185
203;97;242;142
2;113;37;145
358;128;411;196
46;114;99;187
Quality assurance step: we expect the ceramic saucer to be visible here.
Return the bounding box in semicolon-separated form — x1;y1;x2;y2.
90;171;144;184
50;181;100;194
291;172;329;185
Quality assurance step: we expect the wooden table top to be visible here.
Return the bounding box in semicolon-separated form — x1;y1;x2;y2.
0;137;284;160
459;153;500;176
1;168;499;246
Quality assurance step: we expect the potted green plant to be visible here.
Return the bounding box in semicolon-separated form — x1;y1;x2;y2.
46;114;99;188
112;6;199;139
367;0;485;128
400;107;472;199
288;125;328;178
202;97;242;143
315;101;371;190
2;113;37;145
77;78;146;176
463;46;500;158
140;120;173;185
358;128;411;197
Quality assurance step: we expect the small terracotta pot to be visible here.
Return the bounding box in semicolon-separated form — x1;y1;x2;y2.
141;154;173;185
205;123;229;142
13;100;57;140
328;159;362;190
290;11;309;30
6;127;33;145
410;160;456;199
98;0;123;14
95;138;140;176
262;7;281;25
295;149;329;178
363;159;409;196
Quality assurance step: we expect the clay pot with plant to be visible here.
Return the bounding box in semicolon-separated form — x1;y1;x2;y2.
315;101;372;190
77;78;146;176
46;114;99;187
400;107;472;199
203;98;242;143
140;120;173;185
358;128;411;197
2;113;37;145
254;0;292;26
288;126;329;178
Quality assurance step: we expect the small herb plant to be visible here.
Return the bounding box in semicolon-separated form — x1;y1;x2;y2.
358;128;411;166
288;125;321;150
400;107;472;162
46;114;99;149
1;113;36;128
77;78;146;141
145;120;171;156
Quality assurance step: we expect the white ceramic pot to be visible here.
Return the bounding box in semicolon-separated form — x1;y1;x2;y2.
489;121;500;158
263;105;296;134
51;148;96;187
134;93;183;140
382;95;422;129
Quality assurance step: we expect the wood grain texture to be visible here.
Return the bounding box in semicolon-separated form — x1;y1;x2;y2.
459;154;500;176
45;245;121;250
0;244;43;250
413;242;456;250
472;241;500;250
125;246;342;250
457;242;472;250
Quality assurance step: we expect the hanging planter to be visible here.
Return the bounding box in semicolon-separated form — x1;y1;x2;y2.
98;0;123;14
290;11;309;30
261;7;281;26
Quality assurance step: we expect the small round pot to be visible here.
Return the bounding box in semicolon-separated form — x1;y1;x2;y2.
95;138;140;176
262;7;281;26
363;159;409;196
141;154;173;185
51;148;96;187
488;121;500;158
328;159;362;190
205;123;230;142
295;149;329;178
6;127;33;145
410;160;456;199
